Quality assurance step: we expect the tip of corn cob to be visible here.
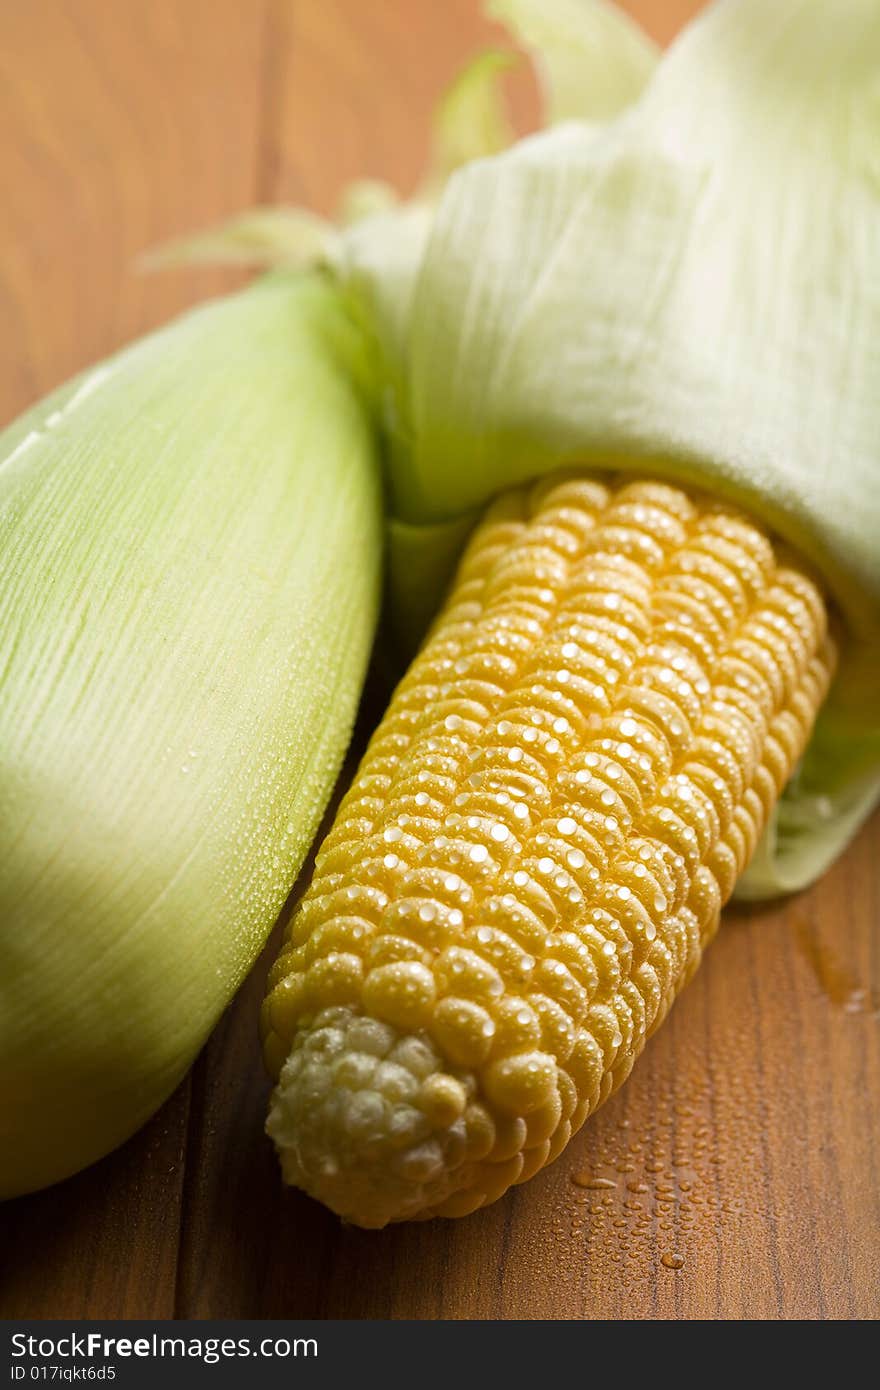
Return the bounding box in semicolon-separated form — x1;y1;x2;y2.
266;1005;500;1228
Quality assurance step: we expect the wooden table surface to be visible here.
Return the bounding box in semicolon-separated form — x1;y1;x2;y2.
1;0;877;1322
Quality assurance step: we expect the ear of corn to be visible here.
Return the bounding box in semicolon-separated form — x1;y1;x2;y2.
0;273;382;1198
263;473;833;1227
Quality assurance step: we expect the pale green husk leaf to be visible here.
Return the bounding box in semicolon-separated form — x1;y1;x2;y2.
139;206;339;270
335;0;660;416
425;48;519;188
488;0;658;122
0;273;382;1196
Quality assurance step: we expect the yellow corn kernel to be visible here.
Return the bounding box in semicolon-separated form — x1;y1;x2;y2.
263;473;835;1228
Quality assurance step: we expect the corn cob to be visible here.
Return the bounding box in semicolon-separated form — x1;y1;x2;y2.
263;472;834;1228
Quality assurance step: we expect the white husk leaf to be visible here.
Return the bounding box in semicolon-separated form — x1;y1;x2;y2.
488;0;658;122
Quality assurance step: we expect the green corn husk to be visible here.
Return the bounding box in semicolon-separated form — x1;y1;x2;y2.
0;272;382;1197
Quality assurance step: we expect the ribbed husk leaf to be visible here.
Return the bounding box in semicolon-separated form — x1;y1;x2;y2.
0;273;382;1196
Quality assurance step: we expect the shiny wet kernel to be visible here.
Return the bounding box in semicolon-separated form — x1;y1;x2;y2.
263;472;834;1227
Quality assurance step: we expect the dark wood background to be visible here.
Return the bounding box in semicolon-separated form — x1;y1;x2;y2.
0;0;877;1320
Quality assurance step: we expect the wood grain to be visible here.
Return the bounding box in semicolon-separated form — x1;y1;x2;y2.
0;0;877;1322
